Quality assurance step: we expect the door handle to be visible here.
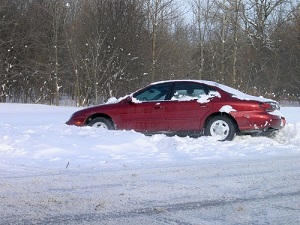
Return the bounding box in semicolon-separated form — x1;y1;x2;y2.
154;106;162;109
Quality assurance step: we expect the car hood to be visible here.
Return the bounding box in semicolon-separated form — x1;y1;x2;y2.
73;102;122;116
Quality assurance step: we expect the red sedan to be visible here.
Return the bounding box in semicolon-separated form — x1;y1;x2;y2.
66;80;286;141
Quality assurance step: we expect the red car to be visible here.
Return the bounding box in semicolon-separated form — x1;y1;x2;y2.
66;80;286;141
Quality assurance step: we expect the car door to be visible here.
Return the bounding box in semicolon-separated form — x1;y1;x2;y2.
120;82;173;132
164;82;213;132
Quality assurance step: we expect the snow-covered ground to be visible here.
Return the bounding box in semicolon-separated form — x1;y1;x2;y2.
1;103;300;224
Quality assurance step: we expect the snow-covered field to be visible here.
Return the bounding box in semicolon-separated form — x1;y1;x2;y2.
1;103;300;224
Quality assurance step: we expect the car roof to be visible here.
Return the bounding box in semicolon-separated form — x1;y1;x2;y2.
150;80;275;103
151;80;236;93
151;79;216;86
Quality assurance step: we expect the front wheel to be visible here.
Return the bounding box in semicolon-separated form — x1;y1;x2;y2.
205;116;236;141
87;117;115;130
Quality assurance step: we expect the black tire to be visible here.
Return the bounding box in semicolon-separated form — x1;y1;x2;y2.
205;116;236;141
87;117;115;130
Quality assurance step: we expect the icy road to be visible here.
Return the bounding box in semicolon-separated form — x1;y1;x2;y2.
0;103;300;224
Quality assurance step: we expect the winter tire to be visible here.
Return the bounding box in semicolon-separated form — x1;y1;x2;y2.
205;116;236;141
88;117;115;130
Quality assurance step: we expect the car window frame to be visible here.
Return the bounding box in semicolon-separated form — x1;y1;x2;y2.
132;82;174;102
168;81;210;101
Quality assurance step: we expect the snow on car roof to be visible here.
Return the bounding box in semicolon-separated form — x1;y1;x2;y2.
152;80;275;103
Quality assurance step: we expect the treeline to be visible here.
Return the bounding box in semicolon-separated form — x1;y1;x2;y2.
0;0;299;106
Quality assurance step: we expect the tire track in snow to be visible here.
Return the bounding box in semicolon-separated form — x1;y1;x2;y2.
4;190;300;225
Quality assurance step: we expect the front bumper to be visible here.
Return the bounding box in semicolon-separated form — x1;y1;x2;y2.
66;116;86;126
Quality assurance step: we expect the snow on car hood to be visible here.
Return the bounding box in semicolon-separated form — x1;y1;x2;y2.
105;96;129;104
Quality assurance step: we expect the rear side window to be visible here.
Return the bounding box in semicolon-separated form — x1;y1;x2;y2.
171;82;207;100
133;83;172;101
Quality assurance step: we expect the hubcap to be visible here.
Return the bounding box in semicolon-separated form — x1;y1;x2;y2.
92;122;108;129
210;120;230;139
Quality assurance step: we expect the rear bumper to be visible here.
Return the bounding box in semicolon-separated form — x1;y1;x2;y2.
239;127;280;136
231;111;286;132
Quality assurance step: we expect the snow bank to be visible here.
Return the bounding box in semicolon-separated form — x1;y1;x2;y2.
1;103;299;170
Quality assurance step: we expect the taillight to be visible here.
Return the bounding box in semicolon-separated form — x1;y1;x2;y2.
259;102;279;112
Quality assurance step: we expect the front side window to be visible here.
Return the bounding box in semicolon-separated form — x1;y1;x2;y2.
133;83;172;101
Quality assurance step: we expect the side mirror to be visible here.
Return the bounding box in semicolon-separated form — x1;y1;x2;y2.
124;95;140;104
126;95;133;103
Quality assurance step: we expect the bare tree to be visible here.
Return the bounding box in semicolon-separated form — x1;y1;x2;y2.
218;0;243;87
190;0;217;80
241;0;288;49
0;1;18;102
231;0;242;86
64;0;149;105
50;0;68;106
145;0;179;82
16;0;69;105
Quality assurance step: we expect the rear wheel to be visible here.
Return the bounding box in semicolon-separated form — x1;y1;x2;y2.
87;117;115;130
205;116;236;141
